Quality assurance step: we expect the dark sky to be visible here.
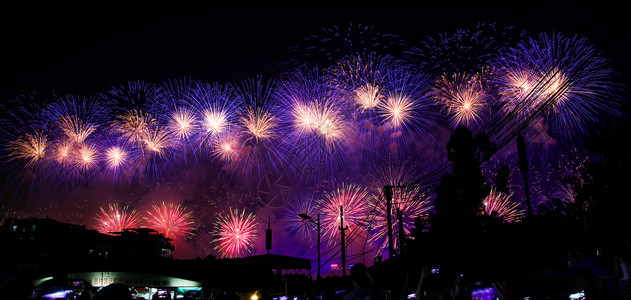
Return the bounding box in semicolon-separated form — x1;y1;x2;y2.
1;2;630;101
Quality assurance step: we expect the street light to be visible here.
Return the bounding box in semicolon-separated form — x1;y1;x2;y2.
298;213;320;281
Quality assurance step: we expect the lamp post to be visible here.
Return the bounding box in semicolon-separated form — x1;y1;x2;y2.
298;213;321;281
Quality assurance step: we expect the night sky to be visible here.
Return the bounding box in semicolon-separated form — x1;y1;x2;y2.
2;2;630;101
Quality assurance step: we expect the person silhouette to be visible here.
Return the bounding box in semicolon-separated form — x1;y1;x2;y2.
344;263;376;300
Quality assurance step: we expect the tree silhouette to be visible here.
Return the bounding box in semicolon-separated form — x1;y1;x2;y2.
432;126;495;235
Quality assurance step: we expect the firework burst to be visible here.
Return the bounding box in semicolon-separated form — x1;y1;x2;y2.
281;194;321;242
110;109;157;149
95;203;143;234
490;32;622;142
168;107;198;141
364;159;432;254
283;23;409;70
319;183;371;242
405;23;529;76
145;202;195;241
481;189;524;223
8;131;47;167
431;72;493;128
212;208;258;258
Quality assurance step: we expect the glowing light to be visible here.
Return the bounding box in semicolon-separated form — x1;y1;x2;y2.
202;107;229;135
380;94;414;129
432;73;490;127
354;83;382;110
76;144;99;171
104;146;127;169
291;101;319;135
51;141;72;165
169;108;197;140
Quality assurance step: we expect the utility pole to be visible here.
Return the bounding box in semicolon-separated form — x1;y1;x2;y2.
517;134;533;216
266;216;272;254
384;185;395;259
340;205;348;278
317;213;321;281
397;209;405;255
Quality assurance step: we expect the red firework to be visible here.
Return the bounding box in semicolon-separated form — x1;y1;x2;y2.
212;208;258;258
145;202;195;240
95;203;143;234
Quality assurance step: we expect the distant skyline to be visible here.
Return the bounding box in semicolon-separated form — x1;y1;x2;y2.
0;2;629;261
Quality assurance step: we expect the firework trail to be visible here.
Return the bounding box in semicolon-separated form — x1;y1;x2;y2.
488;32;622;148
95;203;143;234
405;23;529;76
145;202;195;241
212;208;258;258
280;193;321;242
431;72;494;129
225;76;287;182
363;159;432;255
185;82;243;159
8;131;47;168
275;67;360;181
282;23;410;70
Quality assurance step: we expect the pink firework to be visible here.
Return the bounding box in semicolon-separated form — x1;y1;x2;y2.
95;203;143;234
481;190;525;223
145;202;195;240
319;183;371;242
364;160;433;254
369;185;432;254
212;208;258;258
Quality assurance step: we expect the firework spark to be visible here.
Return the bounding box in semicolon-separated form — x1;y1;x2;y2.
481;190;524;223
319;183;371;241
212;208;258;258
432;73;491;128
145;202;195;241
110;109;157;148
281;194;321;242
9;131;47;166
241;107;278;142
168;108;198;140
104;146;128;169
95;203;143;234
